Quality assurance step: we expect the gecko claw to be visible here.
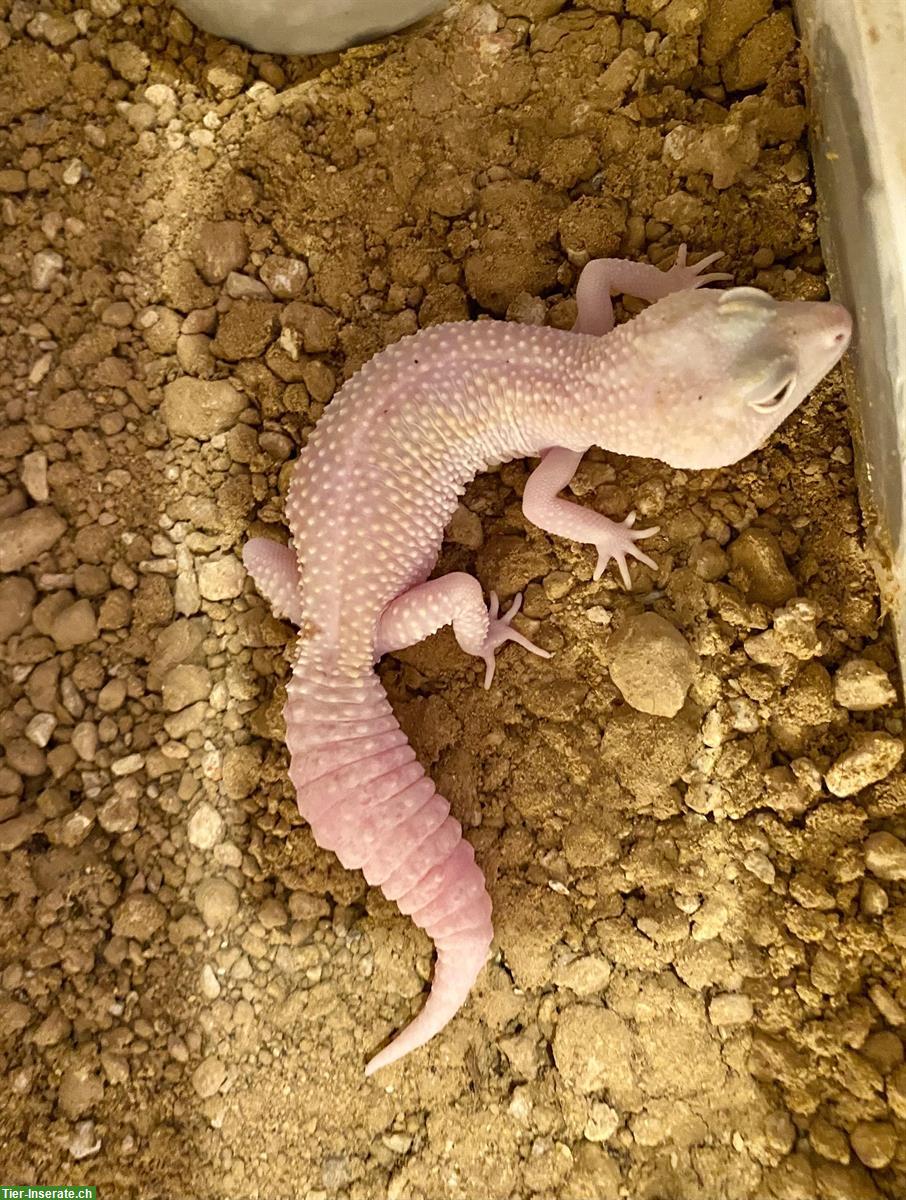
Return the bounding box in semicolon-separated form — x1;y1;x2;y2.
481;591;551;688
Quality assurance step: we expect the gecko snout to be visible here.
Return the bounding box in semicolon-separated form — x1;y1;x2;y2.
827;302;853;347
815;301;852;353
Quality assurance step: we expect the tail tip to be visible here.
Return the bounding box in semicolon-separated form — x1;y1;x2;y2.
363;1054;383;1078
364;1039;404;1078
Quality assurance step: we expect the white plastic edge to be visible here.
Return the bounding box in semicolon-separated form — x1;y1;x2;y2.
794;0;906;661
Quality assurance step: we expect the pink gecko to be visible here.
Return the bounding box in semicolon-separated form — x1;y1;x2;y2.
243;249;851;1074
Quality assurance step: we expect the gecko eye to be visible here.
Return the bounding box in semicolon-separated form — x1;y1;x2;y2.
750;375;797;413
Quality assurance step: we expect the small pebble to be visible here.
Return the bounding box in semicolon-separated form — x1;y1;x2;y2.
0;507;66;572
200;964;221;1000
97;791;139;834
708;993;754;1026
0;811;43;852
197;556;245;601
849;1120;896;1169
111;753;143;777
743;849;775;885
193;220;249;284
195;877;239;929
225;271;272;300
825;733;904;797
49;600;97;650
21;452;49;502
864;831;906;882
728;527;796;607
58;1066;104;1119
187;801;224;850
259;254;309;298
31;249;64;291
191;1056;227;1099
162;378;246;440
162;664;211;712
0;577;36;640
112;893;166;940
609;612;699;717
833;658;897;711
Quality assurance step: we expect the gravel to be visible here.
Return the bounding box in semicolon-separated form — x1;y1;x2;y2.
1;4;904;1199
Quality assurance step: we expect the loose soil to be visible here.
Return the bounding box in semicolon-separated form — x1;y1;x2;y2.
0;2;904;1199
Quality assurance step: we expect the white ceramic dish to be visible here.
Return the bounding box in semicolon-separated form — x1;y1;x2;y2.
175;0;448;55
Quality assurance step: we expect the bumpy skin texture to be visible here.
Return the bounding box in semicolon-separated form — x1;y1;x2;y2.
243;250;852;1074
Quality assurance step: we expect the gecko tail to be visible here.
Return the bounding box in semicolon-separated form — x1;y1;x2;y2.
365;924;492;1075
283;662;493;1074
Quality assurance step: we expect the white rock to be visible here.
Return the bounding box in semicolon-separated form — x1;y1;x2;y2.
68;1120;101;1160
865;831;906;881
21;452;49;502
200;964;221;1000
825;733;904;796
187;801;224;850
584;1101;619;1143
111;753;143;776
25;712;56;747
709;993;754;1025
834;658;897;710
62;159;84;186
31;250;64;291
197;555;245;601
97;791;139;833
144;83;176;107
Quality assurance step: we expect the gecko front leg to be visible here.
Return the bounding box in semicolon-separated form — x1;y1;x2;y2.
574;243;731;335
375;573;550;687
522;447;659;588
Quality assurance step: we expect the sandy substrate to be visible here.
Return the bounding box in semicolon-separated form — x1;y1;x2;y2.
0;2;904;1198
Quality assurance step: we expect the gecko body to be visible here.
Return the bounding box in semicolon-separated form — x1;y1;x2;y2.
243;251;851;1074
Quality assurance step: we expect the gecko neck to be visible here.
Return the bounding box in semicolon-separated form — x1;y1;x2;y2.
509;324;662;464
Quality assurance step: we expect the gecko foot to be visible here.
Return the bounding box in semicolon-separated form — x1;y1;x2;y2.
593;512;660;588
664;244;733;293
480;592;551;689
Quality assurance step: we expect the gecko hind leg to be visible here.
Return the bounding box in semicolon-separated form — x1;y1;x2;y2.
376;573;550;688
242;537;303;624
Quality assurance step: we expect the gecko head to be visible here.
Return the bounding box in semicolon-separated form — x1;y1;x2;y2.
625;286;852;470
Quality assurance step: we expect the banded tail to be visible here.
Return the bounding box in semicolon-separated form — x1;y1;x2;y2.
284;662;493;1074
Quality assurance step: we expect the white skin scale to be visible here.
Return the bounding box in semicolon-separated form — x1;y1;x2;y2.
244;249;852;1073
